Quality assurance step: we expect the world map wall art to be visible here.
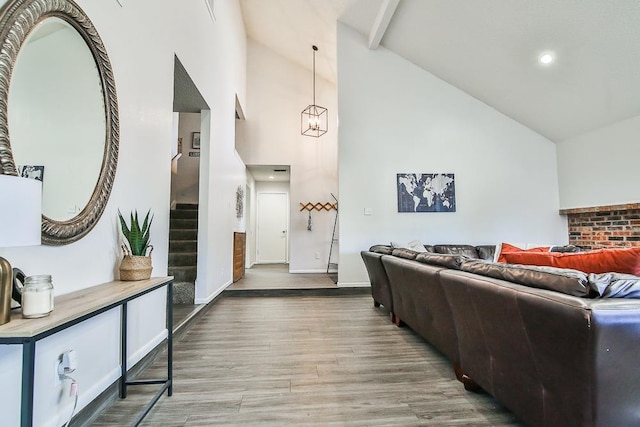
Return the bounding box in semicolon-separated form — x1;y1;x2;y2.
397;173;456;213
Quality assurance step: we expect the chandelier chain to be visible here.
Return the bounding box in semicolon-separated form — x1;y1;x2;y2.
312;45;317;106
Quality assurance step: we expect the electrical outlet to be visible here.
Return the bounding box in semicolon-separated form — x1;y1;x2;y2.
315;252;320;260
55;359;62;387
55;350;77;386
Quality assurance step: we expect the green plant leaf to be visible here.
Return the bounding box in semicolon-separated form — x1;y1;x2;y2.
118;210;132;252
119;209;152;256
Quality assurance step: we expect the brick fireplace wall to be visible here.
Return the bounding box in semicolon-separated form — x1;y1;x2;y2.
560;203;640;250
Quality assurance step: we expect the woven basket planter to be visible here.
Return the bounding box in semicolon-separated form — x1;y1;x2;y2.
120;255;152;281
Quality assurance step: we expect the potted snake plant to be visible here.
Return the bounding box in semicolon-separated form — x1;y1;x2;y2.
118;209;153;281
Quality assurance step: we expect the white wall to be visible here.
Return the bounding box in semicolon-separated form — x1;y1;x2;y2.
557;114;640;209
337;24;568;285
245;171;256;267
171;112;201;205
236;40;338;273
0;0;247;423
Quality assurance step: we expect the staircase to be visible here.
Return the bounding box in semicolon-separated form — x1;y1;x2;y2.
168;203;198;304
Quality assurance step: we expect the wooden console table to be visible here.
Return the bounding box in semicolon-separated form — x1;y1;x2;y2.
0;277;174;427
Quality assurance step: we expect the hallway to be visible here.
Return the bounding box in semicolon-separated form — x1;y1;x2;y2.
227;264;337;290
173;265;343;345
94;293;520;425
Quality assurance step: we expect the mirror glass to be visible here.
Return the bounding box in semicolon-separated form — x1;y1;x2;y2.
8;17;106;221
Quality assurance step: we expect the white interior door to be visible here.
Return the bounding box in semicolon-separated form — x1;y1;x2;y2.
256;192;288;263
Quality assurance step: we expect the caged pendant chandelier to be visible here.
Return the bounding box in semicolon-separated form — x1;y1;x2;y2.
301;45;328;137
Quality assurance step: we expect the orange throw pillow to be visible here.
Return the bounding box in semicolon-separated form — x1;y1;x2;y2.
501;247;640;275
497;243;550;263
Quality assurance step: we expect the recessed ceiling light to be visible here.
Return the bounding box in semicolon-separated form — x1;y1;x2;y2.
268;176;274;179
539;53;554;65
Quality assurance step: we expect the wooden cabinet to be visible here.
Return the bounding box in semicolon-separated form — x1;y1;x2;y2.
233;232;246;282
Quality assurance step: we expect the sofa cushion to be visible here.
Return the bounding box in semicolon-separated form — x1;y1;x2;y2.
475;245;497;261
434;244;479;259
391;248;420;260
415;253;467;270
391;240;429;253
550;245;582;253
501;247;640;276
589;272;640;298
497;242;550;262
461;260;593;297
369;245;393;255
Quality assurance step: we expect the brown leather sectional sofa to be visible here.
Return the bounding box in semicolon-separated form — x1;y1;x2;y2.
361;244;640;427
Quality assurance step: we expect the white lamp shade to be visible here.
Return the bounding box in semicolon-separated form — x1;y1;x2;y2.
0;174;42;247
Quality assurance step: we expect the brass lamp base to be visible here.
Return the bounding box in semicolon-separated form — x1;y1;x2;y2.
0;256;12;325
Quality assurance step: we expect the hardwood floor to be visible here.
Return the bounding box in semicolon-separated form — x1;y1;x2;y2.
227;264;337;290
92;295;522;426
172;304;198;329
175;264;338;332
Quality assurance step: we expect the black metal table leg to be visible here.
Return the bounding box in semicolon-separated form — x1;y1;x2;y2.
21;338;35;427
120;302;128;398
167;282;173;396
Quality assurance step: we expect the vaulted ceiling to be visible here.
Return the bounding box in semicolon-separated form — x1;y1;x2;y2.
239;0;640;142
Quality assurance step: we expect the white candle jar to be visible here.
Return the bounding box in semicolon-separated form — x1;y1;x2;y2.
22;275;54;318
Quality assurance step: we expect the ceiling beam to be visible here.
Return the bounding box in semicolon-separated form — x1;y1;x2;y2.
368;0;400;50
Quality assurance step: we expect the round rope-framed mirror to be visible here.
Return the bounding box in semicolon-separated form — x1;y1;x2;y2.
0;0;119;245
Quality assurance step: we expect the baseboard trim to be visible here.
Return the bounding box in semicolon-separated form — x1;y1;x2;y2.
337;281;370;288
289;269;328;274
194;280;232;304
223;287;370;297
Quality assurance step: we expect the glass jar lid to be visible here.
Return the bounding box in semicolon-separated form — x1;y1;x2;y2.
24;275;53;291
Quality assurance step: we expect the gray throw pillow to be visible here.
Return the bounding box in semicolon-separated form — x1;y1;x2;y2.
369;245;393;255
461;260;593;297
391;248;420;260
589;272;640;298
416;253;467;270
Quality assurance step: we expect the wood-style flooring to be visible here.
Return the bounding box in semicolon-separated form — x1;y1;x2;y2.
93;294;522;426
174;264;334;332
172;304;198;329
227;264;337;290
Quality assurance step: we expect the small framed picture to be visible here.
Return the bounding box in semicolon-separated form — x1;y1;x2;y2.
192;132;201;149
19;165;45;182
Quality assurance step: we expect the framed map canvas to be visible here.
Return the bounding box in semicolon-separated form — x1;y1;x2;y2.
397;173;456;212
